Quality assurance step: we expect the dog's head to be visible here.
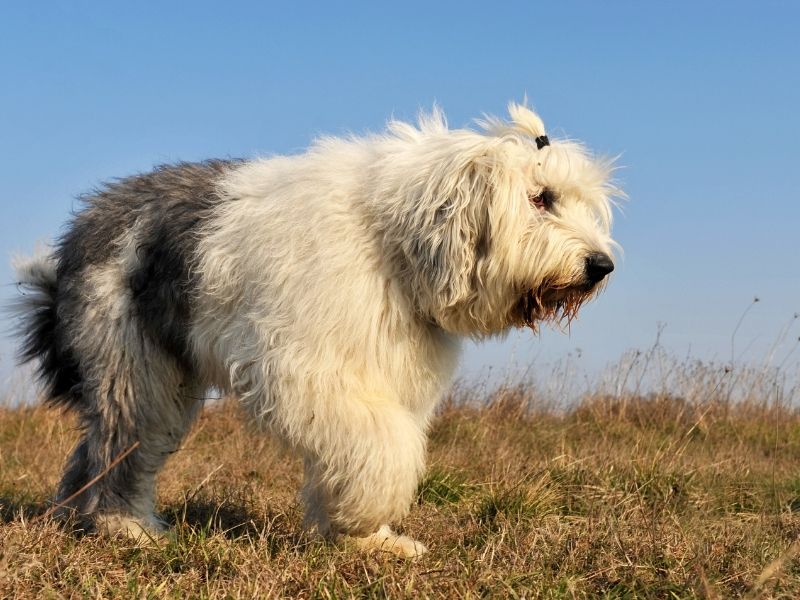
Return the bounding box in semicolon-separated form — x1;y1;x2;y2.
377;102;620;336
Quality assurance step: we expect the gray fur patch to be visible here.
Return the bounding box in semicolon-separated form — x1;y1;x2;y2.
58;159;237;372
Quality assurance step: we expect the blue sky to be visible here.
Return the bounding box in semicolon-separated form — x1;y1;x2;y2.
1;2;799;385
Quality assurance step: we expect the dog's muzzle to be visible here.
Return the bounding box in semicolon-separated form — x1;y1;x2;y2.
584;252;614;285
516;253;614;329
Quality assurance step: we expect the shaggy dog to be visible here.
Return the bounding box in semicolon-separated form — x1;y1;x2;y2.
12;103;619;557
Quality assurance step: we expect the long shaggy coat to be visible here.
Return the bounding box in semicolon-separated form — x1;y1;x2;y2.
13;103;618;556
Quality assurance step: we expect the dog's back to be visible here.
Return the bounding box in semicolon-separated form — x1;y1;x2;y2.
15;160;235;403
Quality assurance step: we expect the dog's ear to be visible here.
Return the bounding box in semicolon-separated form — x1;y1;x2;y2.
401;154;492;312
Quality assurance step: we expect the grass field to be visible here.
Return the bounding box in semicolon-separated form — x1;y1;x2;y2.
2;353;800;598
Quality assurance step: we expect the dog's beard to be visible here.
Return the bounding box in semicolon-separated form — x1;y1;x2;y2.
515;280;599;331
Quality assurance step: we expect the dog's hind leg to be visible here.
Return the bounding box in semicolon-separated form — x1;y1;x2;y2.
54;268;204;537
57;345;203;539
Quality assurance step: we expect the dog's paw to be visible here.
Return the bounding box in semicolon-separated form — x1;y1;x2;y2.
95;513;166;544
347;525;427;559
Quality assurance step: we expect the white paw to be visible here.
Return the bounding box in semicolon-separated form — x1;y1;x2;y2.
349;524;427;559
95;513;165;543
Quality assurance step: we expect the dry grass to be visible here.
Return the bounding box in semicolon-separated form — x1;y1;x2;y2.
2;361;800;598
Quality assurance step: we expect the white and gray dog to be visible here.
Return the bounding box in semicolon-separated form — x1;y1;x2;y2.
13;103;619;557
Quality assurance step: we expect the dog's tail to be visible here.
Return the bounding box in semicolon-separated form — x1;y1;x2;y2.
11;251;82;408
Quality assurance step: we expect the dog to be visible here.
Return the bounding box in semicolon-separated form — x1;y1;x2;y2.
12;103;619;557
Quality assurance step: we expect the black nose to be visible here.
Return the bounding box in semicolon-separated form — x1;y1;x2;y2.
585;252;614;284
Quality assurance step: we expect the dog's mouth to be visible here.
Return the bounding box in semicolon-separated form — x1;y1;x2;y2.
516;281;599;331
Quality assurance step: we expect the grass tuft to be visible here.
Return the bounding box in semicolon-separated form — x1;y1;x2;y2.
416;467;471;506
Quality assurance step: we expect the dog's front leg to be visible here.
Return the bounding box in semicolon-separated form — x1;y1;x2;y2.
298;398;428;558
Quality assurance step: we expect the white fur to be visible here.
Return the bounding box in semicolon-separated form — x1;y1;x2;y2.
187;103;619;552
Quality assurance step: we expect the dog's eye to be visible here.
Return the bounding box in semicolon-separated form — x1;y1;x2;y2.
528;189;556;211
